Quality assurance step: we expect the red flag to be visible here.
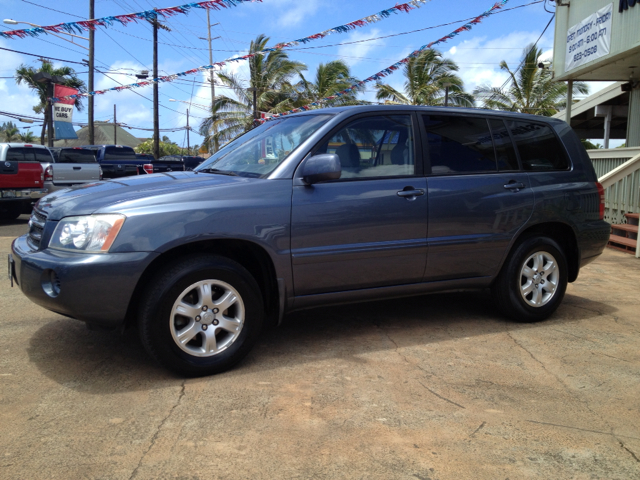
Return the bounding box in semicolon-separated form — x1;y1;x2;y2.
54;84;79;105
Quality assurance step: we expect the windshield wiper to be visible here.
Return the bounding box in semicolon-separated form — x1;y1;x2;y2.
198;168;238;176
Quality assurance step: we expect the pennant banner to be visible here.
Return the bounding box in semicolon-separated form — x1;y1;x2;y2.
48;0;433;102
2;0;429;41
266;0;509;121
0;0;261;39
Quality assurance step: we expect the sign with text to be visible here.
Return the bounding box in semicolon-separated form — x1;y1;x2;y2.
53;84;78;139
565;3;613;73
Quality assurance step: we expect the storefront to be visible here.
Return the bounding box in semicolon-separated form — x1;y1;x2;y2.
552;0;640;146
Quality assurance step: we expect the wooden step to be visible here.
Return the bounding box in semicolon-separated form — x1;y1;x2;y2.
611;223;639;234
608;234;637;248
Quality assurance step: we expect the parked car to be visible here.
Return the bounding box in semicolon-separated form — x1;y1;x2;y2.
83;145;141;178
149;155;188;174
0;143;47;219
10;106;610;377
44;147;103;192
158;155;206;171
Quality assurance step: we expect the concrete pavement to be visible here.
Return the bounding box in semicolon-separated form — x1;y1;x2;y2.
1;219;639;479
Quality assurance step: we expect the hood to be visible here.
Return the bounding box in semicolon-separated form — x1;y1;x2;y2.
37;172;257;220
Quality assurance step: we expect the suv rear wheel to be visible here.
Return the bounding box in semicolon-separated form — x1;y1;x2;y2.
138;254;264;376
492;236;568;322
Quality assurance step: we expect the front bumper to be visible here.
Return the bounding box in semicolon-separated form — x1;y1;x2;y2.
11;234;159;328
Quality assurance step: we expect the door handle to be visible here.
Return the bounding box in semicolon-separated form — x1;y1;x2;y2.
397;189;425;198
73;166;81;170
504;182;525;191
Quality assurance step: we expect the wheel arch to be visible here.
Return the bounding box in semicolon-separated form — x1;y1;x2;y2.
123;239;281;331
510;222;580;283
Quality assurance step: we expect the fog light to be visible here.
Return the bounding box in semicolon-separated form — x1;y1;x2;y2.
41;269;61;298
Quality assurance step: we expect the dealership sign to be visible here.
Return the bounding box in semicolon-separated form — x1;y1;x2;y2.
53;84;78;140
565;3;613;73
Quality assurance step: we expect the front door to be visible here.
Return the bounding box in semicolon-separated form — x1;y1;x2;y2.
291;114;428;296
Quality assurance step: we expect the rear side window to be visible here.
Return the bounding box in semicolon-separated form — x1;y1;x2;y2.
104;147;135;160
488;119;519;171
58;149;97;164
507;121;570;171
422;115;496;174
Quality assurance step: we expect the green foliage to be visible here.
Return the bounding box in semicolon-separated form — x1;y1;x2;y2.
0;122;21;142
375;49;473;107
474;45;589;116
581;139;602;150
135;140;183;158
200;34;308;151
18;131;37;143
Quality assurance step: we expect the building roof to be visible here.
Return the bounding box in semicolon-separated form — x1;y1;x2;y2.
53;121;143;148
552;82;629;139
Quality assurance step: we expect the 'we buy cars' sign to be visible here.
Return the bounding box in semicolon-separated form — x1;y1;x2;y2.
565;3;613;73
53;84;78;140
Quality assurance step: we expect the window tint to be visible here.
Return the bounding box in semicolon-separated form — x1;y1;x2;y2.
58;149;96;164
5;148;24;162
422;115;496;174
317;115;415;179
488;119;519;171
104;146;135;160
34;149;53;163
507;121;570;171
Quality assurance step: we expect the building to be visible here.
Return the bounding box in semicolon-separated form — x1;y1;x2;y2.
552;0;640;147
53;121;143;148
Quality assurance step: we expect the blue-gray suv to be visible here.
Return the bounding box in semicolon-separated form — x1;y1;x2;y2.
9;106;610;376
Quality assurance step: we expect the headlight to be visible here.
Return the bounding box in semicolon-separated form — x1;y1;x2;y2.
49;214;126;253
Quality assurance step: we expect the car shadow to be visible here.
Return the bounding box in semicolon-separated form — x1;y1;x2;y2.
28;291;618;393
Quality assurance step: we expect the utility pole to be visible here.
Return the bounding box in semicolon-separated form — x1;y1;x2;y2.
206;11;218;154
88;0;95;145
47;80;54;147
186;108;190;154
113;104;117;145
153;19;159;160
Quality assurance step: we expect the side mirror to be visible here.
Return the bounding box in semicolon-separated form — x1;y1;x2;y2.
301;154;341;184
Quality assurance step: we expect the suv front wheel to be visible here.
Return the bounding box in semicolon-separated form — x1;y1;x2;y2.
492;236;568;322
138;254;264;376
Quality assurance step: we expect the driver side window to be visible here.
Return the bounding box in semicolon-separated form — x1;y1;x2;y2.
318;115;415;179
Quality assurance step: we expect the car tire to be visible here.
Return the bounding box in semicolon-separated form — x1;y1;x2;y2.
138;254;264;376
492;235;568;323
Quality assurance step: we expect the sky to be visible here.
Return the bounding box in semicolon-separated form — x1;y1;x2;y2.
0;0;609;149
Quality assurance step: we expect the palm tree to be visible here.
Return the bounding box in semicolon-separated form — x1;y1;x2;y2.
0;123;20;142
200;34;306;149
18;131;37;143
297;60;363;106
15;59;86;145
375;49;473;107
474;45;589;116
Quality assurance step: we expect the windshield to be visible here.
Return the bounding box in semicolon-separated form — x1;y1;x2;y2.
196;114;331;178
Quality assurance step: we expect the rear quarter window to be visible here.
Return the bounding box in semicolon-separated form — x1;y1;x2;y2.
104;147;135;160
58;150;97;163
507;120;570;171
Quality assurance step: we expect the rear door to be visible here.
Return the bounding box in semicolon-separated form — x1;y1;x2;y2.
290;113;428;296
421;114;534;281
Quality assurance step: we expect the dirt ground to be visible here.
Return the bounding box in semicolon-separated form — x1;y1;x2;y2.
1;217;639;480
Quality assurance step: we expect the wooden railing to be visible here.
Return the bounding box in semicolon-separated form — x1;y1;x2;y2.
588;147;640;225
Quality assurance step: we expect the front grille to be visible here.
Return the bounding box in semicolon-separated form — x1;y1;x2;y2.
27;208;47;250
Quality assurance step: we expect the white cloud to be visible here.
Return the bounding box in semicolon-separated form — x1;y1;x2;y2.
338;29;385;68
267;0;323;27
